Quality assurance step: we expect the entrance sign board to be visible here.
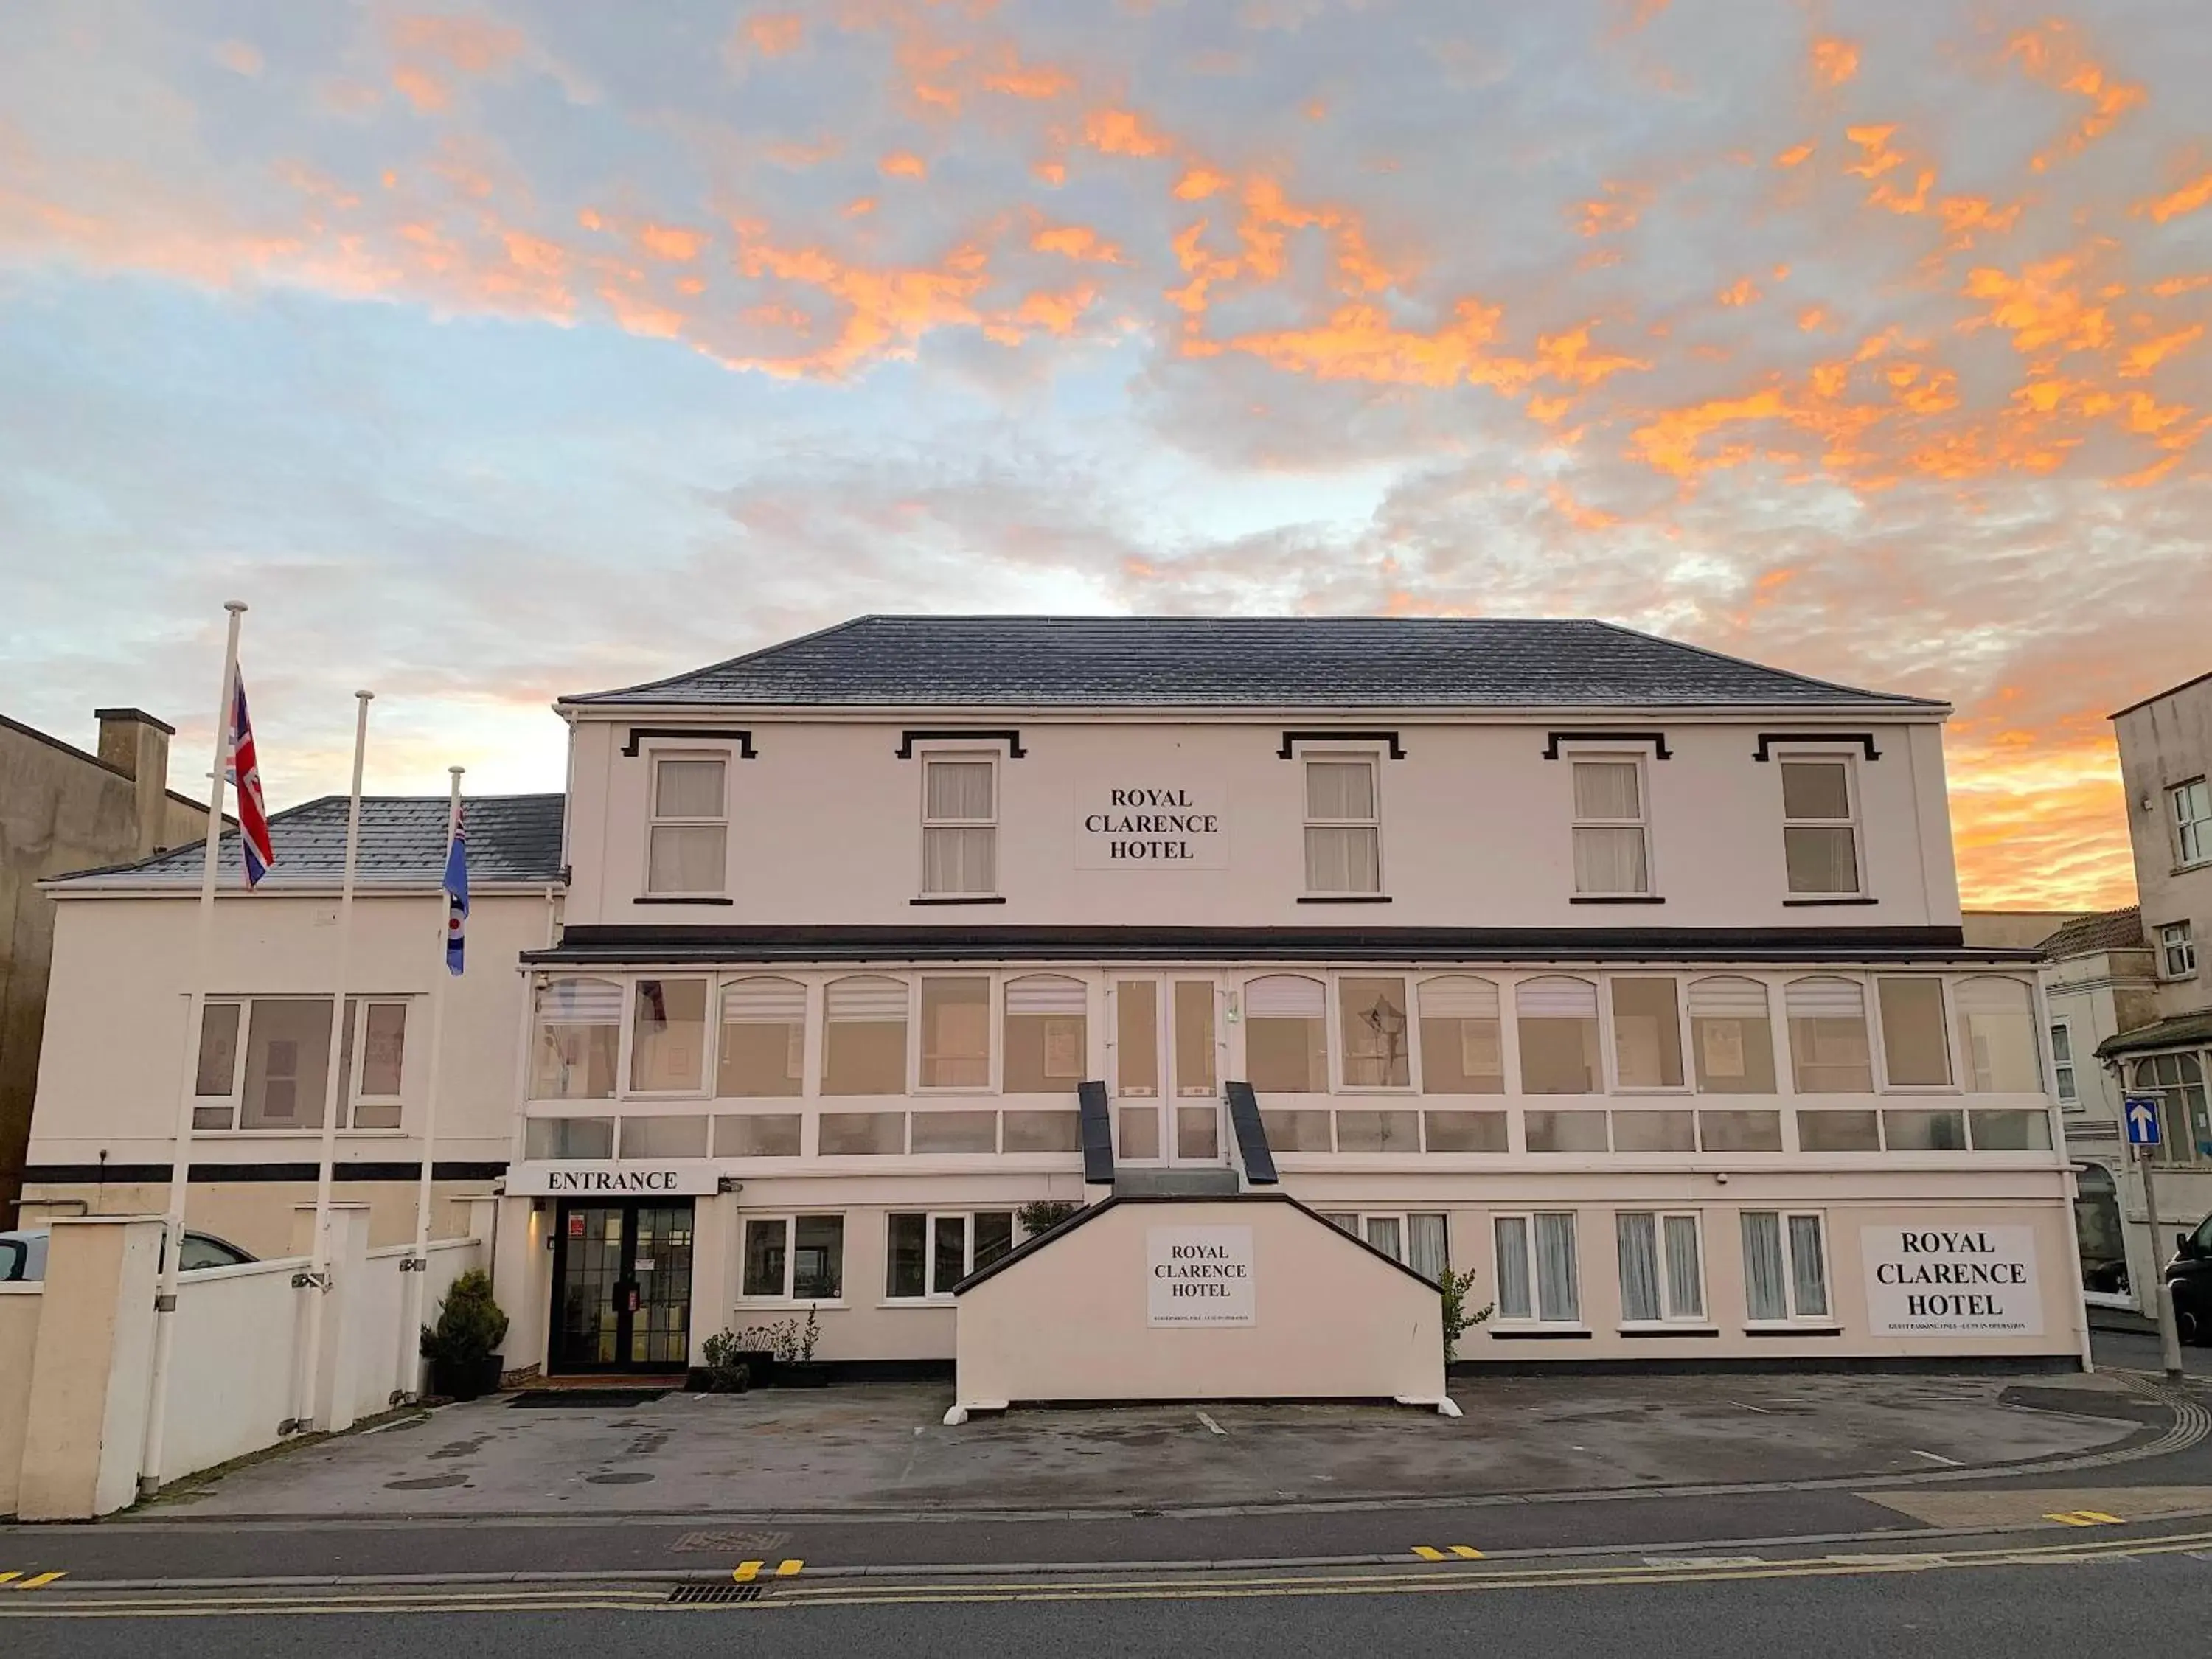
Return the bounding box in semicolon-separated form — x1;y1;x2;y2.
1147;1225;1255;1325
508;1162;719;1197
1076;784;1229;869
1860;1225;2042;1337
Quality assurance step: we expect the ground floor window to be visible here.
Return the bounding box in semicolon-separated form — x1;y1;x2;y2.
1319;1211;1449;1281
1615;1211;1705;1324
1741;1211;1829;1324
1494;1211;1579;1323
886;1211;1015;1298
741;1214;844;1302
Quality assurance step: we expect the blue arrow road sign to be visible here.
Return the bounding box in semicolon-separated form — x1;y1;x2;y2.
2124;1095;2163;1147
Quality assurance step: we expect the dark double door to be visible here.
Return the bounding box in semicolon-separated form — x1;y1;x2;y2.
550;1200;695;1374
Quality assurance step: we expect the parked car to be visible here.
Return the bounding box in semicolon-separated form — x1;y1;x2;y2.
2166;1212;2212;1343
0;1226;255;1283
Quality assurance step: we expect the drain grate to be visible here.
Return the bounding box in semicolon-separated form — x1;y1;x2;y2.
669;1582;764;1604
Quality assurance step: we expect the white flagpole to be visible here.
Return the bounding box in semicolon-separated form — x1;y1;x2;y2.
139;599;246;1498
297;689;372;1433
401;765;464;1404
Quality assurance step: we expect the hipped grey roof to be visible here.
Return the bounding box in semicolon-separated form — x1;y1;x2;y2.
48;793;564;890
2098;1008;2212;1060
563;615;1945;712
2037;906;2147;960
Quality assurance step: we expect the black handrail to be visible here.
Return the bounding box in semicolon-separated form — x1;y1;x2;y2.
1077;1080;1115;1186
1224;1082;1279;1186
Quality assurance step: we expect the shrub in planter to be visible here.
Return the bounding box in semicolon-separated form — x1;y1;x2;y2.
698;1330;754;1394
771;1306;827;1387
723;1324;781;1387
421;1268;509;1399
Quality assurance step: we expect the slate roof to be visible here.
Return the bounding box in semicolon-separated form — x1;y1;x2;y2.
2098;1008;2212;1060
564;616;1944;712
48;794;565;890
2037;906;2148;960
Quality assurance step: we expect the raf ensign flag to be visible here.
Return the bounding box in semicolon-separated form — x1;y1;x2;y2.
444;806;470;975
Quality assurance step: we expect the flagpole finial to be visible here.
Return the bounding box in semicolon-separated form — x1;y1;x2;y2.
449;765;465;778
224;599;248;614
355;689;375;703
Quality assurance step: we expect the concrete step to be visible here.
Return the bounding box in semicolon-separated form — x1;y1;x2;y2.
1113;1167;1242;1198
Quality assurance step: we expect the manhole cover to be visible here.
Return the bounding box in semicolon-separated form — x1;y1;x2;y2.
675;1531;793;1554
385;1474;468;1491
586;1471;655;1485
669;1583;763;1604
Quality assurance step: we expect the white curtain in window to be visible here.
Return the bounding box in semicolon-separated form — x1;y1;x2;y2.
1306;761;1375;819
922;825;995;894
827;976;908;1022
722;977;806;1023
1494;1217;1532;1321
1517;976;1599;1018
1006;974;1086;1015
1573;825;1649;894
1534;1213;1579;1321
1305;825;1380;892
1788;1215;1829;1318
1663;1215;1703;1319
648;824;726;893
925;759;994;821
1785;976;1865;1019
1617;1213;1661;1322
1419;976;1499;1019
1742;1211;1787;1321
1364;1215;1403;1261
1573;761;1641;819
1246;975;1326;1018
1688;977;1769;1017
540;978;623;1023
1408;1213;1450;1284
655;758;725;818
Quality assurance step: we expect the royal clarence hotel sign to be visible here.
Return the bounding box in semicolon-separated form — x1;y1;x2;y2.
1075;784;1229;869
1147;1225;1256;1326
1860;1225;2043;1337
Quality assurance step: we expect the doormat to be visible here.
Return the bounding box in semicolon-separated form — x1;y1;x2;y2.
508;1389;669;1408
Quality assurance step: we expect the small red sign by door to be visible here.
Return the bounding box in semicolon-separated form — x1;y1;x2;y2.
568;1214;585;1238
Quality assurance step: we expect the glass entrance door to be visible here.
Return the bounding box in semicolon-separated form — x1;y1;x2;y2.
1111;977;1223;1166
550;1199;695;1373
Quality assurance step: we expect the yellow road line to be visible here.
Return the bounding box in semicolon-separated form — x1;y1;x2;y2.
732;1562;762;1583
1449;1547;1484;1560
2045;1511;2125;1526
13;1574;65;1591
1411;1547;1448;1562
0;1574;18;1587
776;1560;804;1577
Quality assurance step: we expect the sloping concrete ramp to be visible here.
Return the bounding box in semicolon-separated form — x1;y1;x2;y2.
946;1194;1453;1422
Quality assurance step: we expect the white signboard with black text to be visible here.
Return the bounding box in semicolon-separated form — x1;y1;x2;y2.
1860;1225;2042;1337
1076;784;1229;869
507;1163;720;1198
1147;1225;1256;1326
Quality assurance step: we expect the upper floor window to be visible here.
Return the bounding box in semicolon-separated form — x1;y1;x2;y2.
532;977;622;1100
1875;977;1952;1088
195;996;403;1131
1004;974;1086;1092
1610;977;1684;1088
2173;778;2211;868
1304;757;1380;894
1955;977;2042;1093
922;756;997;897
1688;976;1776;1093
630;978;708;1093
2050;1022;2076;1102
2161;920;2197;979
1339;976;1411;1088
1786;976;1873;1093
1571;759;1649;896
919;975;991;1089
1416;976;1503;1094
647;756;727;894
1517;976;1601;1094
1780;759;1860;895
338;999;408;1129
823;975;908;1096
718;976;805;1098
1246;974;1329;1093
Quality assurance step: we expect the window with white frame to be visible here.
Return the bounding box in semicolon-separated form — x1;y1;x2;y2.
1004;974;1086;1093
1304;756;1381;894
1779;758;1861;894
2050;1022;2077;1103
1954;976;2042;1093
2174;778;2211;868
717;976;806;1098
1246;974;1329;1092
1418;975;1504;1093
1688;976;1777;1094
1610;976;1685;1088
1785;975;1874;1092
532;977;622;1100
646;755;728;894
823;975;908;1095
921;755;997;897
886;1211;1015;1299
630;978;709;1093
338;999;408;1129
1339;975;1411;1088
1615;1211;1704;1324
919;975;991;1089
1571;759;1650;895
2160;920;2197;979
740;1214;844;1301
1740;1210;1831;1323
2132;1054;2211;1167
194;996;404;1130
1516;976;1601;1094
1493;1211;1580;1324
1876;977;1952;1088
1320;1211;1450;1282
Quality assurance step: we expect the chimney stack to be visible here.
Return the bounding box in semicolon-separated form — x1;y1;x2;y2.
94;708;177;860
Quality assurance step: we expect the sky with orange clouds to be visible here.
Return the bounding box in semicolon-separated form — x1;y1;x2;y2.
4;1;2209;911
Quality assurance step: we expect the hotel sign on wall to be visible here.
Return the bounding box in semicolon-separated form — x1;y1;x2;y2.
1860;1225;2043;1337
1147;1225;1256;1326
1075;784;1229;869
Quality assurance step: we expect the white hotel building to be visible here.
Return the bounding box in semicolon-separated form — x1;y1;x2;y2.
21;617;2085;1385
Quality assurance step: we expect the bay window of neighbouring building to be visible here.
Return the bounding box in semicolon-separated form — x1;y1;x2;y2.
1304;757;1381;894
1876;978;1952;1088
532;977;622;1100
823;975;908;1095
1321;1211;1449;1281
1954;977;2042;1093
1494;1212;1580;1324
630;978;708;1093
646;754;727;895
1688;976;1777;1094
2173;777;2211;868
1417;975;1504;1094
1004;974;1087;1093
1610;977;1684;1088
1516;976;1601;1093
1246;974;1329;1093
1786;976;1873;1092
717;977;806;1097
1571;759;1649;896
1615;1211;1705;1324
1740;1211;1830;1324
1779;758;1860;894
741;1214;844;1301
919;975;992;1089
2131;1054;2211;1166
1339;975;1411;1088
886;1211;1015;1299
921;755;997;897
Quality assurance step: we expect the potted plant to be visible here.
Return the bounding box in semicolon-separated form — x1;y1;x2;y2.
420;1268;509;1400
695;1329;753;1394
773;1306;828;1387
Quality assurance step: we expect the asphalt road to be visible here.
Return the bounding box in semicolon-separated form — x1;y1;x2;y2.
2092;1326;2212;1378
12;1551;2212;1658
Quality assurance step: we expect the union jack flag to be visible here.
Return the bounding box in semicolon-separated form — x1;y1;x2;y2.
225;672;276;887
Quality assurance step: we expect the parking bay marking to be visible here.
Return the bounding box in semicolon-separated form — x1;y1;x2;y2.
733;1561;804;1582
1;1573;65;1590
2046;1512;2126;1528
1411;1546;1484;1561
